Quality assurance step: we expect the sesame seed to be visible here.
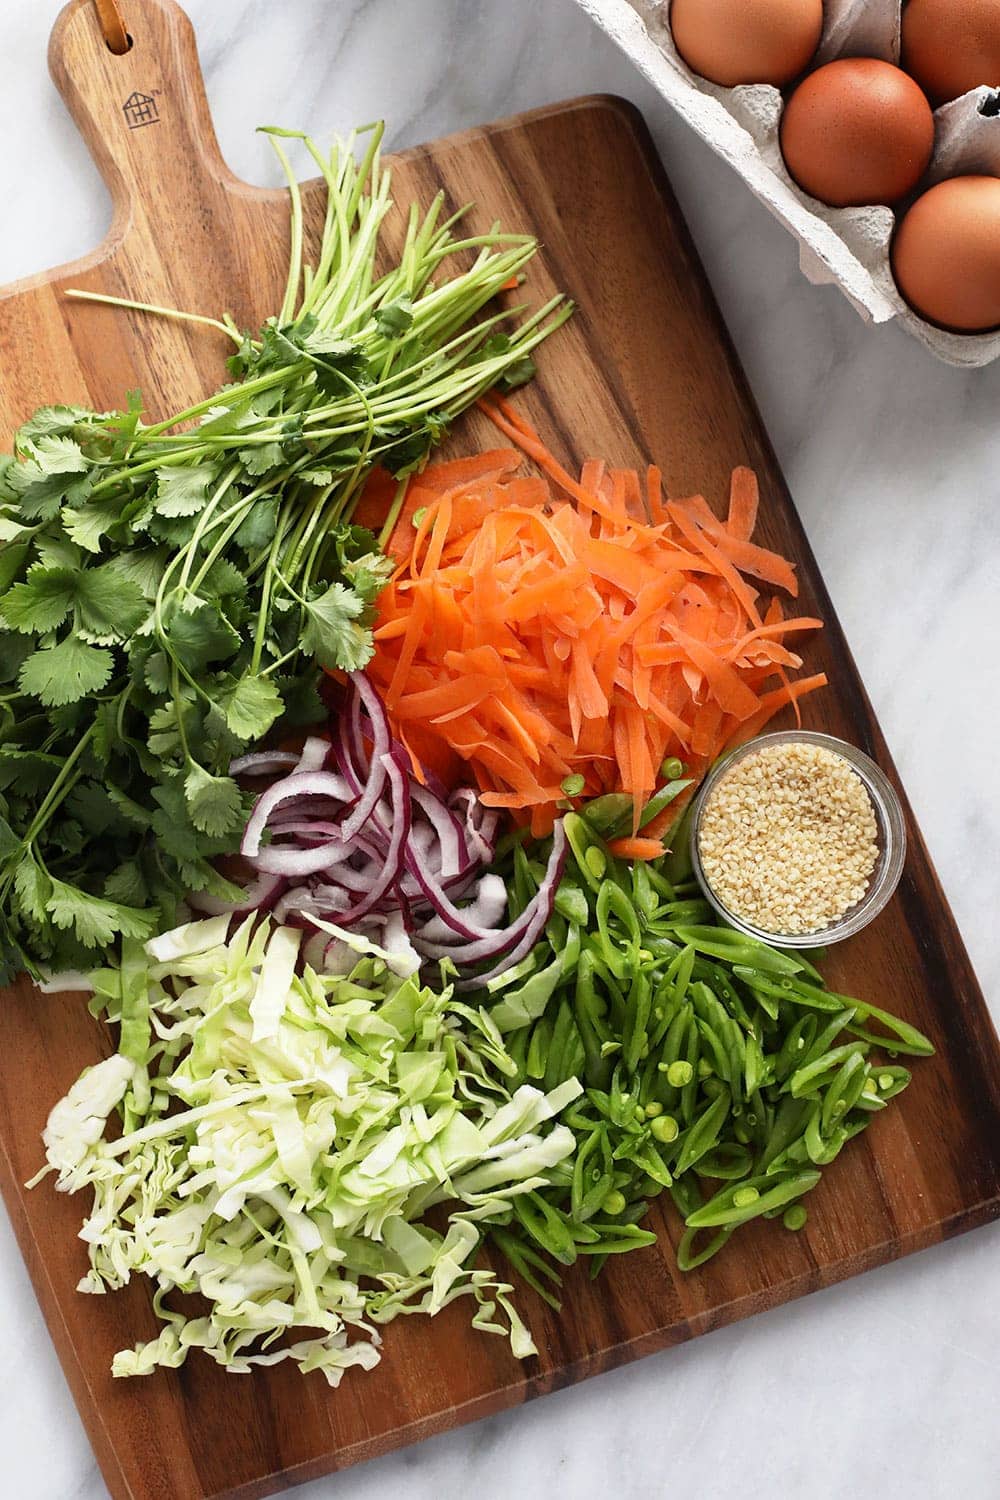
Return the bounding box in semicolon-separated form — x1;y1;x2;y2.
697;742;879;936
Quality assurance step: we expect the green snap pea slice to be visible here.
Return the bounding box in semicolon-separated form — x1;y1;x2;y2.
675;1088;732;1175
821;1051;869;1135
789;1040;870;1099
526;1016;552;1080
676;1224;735;1270
685;1169;821;1229
845;1004;935;1057
674;927;806;976
492;1228;563;1311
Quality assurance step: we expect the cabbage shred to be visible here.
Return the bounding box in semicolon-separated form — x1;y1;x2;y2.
34;915;580;1384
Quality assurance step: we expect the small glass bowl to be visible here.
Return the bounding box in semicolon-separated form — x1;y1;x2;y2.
689;730;907;948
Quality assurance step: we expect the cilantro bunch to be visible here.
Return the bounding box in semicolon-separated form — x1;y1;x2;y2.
0;123;571;981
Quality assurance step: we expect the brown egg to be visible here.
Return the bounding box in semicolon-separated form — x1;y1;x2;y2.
902;0;1000;106
780;59;935;208
670;0;824;88
892;176;1000;331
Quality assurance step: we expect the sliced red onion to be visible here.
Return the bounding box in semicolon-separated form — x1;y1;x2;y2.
337;675;391;843
298;736;333;772
336;754;410;923
229;750;300;777
250;839;353;876
228;675;564;985
242;771;354;858
416;823;568;964
419;873;508;943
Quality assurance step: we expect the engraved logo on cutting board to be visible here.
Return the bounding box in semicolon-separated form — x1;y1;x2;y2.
122;90;160;130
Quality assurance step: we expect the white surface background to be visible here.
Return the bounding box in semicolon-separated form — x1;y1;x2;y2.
1;2;998;1497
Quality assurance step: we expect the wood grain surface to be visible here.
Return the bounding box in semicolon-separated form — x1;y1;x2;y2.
1;3;998;1498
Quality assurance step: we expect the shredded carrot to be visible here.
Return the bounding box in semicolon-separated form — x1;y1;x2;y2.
607;836;666;861
355;399;825;834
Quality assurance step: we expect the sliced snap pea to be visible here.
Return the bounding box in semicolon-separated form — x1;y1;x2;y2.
669;1173;703;1220
795;1008;857;1072
694;1142;754;1180
675;1088;732;1175
789;1040;870;1099
758;1095;813;1174
685;1169;821;1229
674;927;806;976
544;999;581;1091
680;1013;703;1125
804;1105;849;1166
554;881;591;927
513;1191;578;1266
774;1013;819;1083
866;1063;912;1101
575;1222;657;1254
733;968;843;1013
821;1051;869;1135
638;778;693;832
631;859;658;919
525;1016;552;1080
844;1004;935;1057
676;1224;735;1270
581;793;634;839
624;969;653;1074
574;950;613;1090
491;1228;563;1311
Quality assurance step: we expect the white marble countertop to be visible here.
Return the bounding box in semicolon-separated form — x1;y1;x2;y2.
1;2;998;1497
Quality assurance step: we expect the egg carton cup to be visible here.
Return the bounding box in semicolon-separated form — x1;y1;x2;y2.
575;0;1000;367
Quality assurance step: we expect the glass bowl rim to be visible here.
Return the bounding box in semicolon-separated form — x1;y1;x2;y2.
688;729;907;948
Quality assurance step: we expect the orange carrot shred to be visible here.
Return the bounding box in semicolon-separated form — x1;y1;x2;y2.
359;399;825;833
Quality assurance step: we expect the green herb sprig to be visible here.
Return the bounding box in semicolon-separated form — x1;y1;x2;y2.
0;122;571;980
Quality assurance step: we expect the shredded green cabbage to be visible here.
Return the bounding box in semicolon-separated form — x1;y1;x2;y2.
32;915;580;1385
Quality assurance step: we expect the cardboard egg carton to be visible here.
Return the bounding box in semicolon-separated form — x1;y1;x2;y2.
576;0;1000;367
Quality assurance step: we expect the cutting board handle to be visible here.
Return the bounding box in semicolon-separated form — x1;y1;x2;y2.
48;0;236;244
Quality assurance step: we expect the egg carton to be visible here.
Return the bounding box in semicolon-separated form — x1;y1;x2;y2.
575;0;1000;367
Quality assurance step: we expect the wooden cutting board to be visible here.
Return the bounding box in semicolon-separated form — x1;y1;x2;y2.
1;3;999;1498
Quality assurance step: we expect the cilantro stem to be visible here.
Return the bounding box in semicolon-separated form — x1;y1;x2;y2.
377;476;411;551
63;289;241;345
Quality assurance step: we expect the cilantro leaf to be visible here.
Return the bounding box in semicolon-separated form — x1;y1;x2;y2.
66;780;133;835
217;672;283;741
75;565;147;639
13;857;51;923
201;558;247;599
163;600;241;671
28;433;88;474
375;299;414;338
0;566;78;633
238;441;286;477
143;651;171;694
103;861;149;907
46;878;154;947
0;540;29;593
183;764;244;838
341;550;392;605
0;748;65;795
300;581;373;671
0;632;34;684
15;405;93;444
18;635;114;706
105;548;167;600
154;463;220;518
233;499;277;552
0;813;20;863
62;499;123;553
